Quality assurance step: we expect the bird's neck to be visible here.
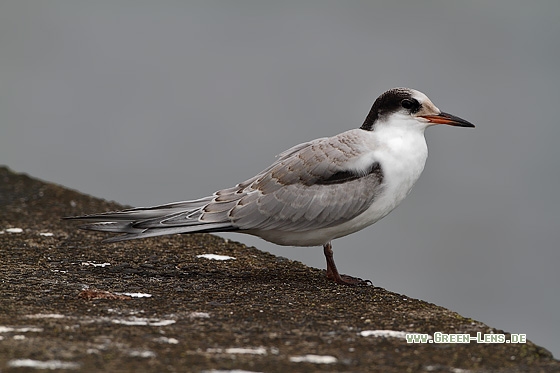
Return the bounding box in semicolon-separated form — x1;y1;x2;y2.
373;124;429;180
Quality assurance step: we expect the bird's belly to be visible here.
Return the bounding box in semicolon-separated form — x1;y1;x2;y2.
245;174;422;247
245;196;398;247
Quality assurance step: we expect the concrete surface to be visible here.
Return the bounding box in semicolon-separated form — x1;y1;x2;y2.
1;166;558;372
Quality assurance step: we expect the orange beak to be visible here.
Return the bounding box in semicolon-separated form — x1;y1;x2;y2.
421;112;475;128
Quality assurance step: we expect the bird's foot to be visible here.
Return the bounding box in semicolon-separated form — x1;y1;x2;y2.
326;271;373;286
323;241;373;286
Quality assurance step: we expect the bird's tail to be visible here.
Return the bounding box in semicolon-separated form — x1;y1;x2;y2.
63;197;236;243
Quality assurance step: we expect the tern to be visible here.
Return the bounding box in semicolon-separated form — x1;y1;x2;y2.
65;88;474;285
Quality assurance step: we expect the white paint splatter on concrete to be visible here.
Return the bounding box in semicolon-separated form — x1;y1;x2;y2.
128;350;156;358
188;312;210;319
154;336;179;344
26;314;66;319
425;367;471;373
206;347;267;355
8;359;80;370
0;326;44;333
226;347;267;355
197;254;236;261
118;292;152;298
289;354;338;364
81;261;111;267
450;368;472;373
359;330;432;340
111;317;176;326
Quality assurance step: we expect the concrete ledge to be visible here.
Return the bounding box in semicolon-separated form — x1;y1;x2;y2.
1;166;558;372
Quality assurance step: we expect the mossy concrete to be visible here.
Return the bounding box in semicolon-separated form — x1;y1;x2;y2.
1;166;558;372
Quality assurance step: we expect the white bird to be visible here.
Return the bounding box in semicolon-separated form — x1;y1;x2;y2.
65;88;474;285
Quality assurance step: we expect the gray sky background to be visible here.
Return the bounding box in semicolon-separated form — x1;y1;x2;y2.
1;1;559;357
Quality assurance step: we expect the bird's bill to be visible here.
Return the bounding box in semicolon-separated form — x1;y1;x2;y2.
421;112;475;128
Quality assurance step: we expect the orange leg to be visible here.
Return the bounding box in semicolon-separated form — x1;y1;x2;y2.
323;242;372;286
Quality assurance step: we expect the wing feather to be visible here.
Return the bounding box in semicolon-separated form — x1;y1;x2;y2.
66;129;384;242
219;130;385;233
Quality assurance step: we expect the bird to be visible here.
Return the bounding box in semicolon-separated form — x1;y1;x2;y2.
64;88;475;285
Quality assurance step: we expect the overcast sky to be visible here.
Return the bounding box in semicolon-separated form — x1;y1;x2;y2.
1;1;559;357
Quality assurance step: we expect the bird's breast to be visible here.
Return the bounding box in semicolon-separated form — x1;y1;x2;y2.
369;130;428;215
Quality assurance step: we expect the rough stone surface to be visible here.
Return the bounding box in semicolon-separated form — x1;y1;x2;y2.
0;166;558;372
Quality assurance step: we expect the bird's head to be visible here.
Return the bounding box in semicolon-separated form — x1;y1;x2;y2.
361;88;475;132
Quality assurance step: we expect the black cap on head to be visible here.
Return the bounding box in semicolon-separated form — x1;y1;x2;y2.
360;88;418;131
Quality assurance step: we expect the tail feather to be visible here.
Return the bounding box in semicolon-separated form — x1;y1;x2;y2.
63;198;212;222
100;223;236;243
64;196;237;242
79;221;142;233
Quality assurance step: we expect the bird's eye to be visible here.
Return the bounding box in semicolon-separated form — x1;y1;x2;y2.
401;99;414;110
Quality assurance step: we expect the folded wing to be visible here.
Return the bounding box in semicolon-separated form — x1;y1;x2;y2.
65;130;384;242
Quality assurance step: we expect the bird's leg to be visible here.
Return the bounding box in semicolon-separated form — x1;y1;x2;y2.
323;241;372;286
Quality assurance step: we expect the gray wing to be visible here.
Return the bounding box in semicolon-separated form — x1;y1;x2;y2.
67;130;384;241
203;131;385;232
